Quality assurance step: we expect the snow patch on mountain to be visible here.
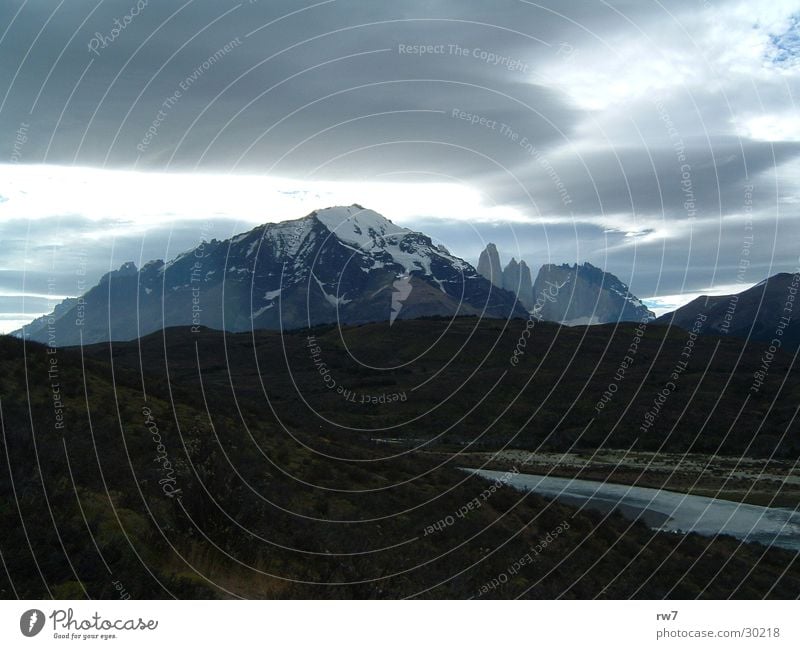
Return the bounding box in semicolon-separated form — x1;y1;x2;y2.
311;271;351;307
314;205;410;247
313;205;471;277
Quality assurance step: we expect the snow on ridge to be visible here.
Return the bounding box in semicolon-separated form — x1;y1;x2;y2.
314;205;410;245
313;205;472;277
263;216;315;257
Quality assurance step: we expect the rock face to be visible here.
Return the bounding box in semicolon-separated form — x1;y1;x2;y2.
655;272;800;351
475;244;652;323
477;244;535;309
531;262;655;324
477;243;502;288
502;258;535;310
518;261;534;309
15;206;528;346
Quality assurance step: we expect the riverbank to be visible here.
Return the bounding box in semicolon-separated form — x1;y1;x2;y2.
443;449;800;508
467;468;800;552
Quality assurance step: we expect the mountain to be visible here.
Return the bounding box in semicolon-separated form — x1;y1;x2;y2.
655;272;800;350
15;206;527;346
532;262;655;325
475;245;652;323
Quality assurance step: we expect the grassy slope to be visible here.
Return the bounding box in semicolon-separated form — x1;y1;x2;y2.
0;318;798;598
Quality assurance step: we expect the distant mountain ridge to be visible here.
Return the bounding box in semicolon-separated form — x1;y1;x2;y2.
532;262;654;325
475;244;654;324
16;206;527;346
24;211;795;348
654;272;800;351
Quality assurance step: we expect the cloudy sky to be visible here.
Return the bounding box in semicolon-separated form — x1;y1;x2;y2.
1;0;799;331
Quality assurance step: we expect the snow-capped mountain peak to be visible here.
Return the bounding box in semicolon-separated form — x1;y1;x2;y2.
311;204;468;277
17;206;527;345
313;205;410;245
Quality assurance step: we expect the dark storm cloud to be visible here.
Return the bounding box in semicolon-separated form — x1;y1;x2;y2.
483;138;800;219
0;0;581;169
0;0;711;171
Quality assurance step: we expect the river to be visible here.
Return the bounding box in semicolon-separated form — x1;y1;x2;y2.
468;469;800;551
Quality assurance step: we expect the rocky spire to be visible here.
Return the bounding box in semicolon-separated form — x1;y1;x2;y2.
502;258;534;310
518;260;534;309
477;243;502;288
